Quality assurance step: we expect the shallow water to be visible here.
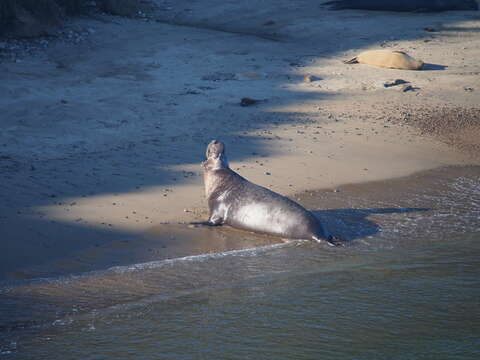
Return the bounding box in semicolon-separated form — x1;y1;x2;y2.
1;166;479;359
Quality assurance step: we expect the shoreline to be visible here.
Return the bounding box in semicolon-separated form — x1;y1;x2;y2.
3;164;479;282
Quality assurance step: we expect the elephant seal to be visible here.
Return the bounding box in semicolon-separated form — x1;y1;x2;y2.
202;140;342;246
323;0;478;12
344;50;424;70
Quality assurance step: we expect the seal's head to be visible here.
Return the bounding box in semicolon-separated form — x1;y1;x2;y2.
203;140;229;171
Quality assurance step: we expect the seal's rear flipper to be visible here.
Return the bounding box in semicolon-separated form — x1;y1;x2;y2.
328;235;346;247
312;235;345;247
343;57;359;64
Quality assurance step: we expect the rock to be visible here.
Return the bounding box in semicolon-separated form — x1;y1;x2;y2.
401;84;417;92
240;97;260;107
303;75;320;83
384;79;408;88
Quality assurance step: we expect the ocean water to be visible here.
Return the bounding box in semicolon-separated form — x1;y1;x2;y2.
1;166;479;359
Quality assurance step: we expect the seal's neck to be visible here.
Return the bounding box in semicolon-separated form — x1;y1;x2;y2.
203;155;229;171
203;155;230;199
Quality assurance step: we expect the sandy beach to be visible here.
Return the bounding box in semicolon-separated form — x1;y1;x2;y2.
1;0;479;280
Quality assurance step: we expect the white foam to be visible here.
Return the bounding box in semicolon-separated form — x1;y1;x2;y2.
0;241;295;291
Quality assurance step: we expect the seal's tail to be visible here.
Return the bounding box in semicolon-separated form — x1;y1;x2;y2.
312;235;346;247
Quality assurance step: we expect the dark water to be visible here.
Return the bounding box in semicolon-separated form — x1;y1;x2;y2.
1;166;479;359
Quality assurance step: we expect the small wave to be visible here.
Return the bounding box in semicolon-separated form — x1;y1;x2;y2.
108;240;294;274
0;240;295;291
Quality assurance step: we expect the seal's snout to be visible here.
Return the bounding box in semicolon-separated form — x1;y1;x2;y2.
204;140;229;170
206;139;225;159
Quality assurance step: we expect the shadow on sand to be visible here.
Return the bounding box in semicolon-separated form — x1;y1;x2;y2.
422;63;448;70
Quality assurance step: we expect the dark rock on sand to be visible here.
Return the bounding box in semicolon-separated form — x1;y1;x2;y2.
323;0;478;12
384;79;408;88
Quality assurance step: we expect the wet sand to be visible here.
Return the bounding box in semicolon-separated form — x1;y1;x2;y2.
7;223;283;280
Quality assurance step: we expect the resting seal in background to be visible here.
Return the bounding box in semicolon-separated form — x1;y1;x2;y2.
323;0;478;11
202;140;342;246
344;50;424;70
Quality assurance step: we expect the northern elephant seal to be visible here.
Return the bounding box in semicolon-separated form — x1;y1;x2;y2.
202;140;342;246
323;0;478;12
344;50;424;70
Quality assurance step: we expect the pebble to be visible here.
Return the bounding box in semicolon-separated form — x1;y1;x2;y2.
401;85;417;93
240;97;260;107
384;79;408;88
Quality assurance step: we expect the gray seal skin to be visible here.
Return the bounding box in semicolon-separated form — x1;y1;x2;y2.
202;140;342;246
323;0;478;12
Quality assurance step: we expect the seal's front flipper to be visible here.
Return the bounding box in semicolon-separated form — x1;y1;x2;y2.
343;57;359;64
189;216;223;227
188;221;213;227
207;213;223;226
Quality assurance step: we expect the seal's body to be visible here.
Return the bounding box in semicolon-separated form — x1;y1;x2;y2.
344;50;424;70
324;0;478;12
203;140;340;246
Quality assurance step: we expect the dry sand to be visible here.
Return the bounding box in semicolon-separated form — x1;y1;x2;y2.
1;0;479;280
